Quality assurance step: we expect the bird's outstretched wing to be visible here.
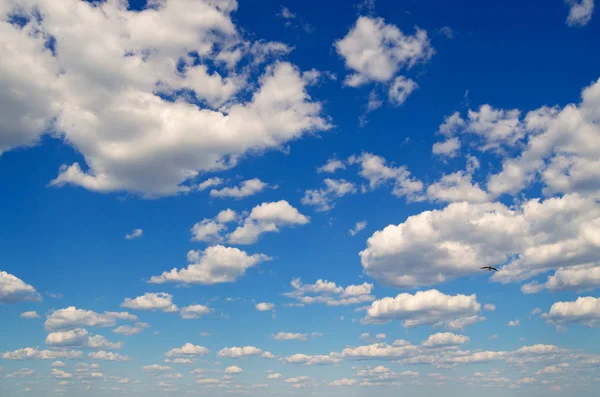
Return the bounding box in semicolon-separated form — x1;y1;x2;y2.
480;266;488;269
491;267;499;271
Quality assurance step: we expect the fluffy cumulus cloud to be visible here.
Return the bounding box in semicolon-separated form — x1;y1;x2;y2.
426;156;488;203
224;365;243;374
149;245;271;285
334;16;433;87
180;304;212;320
112;322;150;336
120;293;179;313
44;307;137;331
317;158;346;173
363;289;483;329
209;178;269;199
20;311;40;319
301;179;357;212
273;332;308;341
0;0;331;198
543;296;600;327
348;153;424;201
165;343;210;362
256;302;275;311
283;278;375;306
217;346;264;358
360;193;600;289
0;271;41;304
2;348;82;360
228;200;309;244
284;354;341;366
45;328;122;349
565;0;595;26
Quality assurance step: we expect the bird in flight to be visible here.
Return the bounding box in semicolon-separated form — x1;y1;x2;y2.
480;266;498;272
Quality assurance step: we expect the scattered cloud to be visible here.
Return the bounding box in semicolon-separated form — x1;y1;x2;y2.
349;221;367;236
565;0;595;26
20;311;40;319
209;178;269;199
125;229;143;240
284;278;375;306
0;271;41;304
301;179;357;211
121;293;179;313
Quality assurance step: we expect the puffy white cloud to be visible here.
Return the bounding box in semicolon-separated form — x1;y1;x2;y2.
52;369;73;379
329;378;357;386
216;209;238;224
301;179;357;212
165;343;210;359
273;332;307;341
348;153;424;202
125;229;143;240
256;302;275;311
508;319;520;327
45;307;137;331
334;16;433;86
284;354;341;365
522;263;600;294
432;137;461;158
349;221;367;236
565;0;595;26
224;366;243;374
88;351;130;362
317;158;346;173
142;364;171;372
209;178;268;199
283;278;375;306
149;245;271;285
388;76;418;106
112;322;150;336
268;372;283;379
360;193;600;288
426;156;489;203
0;0;331;197
363;289;482;329
217;346;263;358
52;361;65;367
196;177;224;191
543;296;600;327
0;271;41;304
20;311;40;319
46;328;122;349
422;332;470;348
180;304;212;320
121;293;178;313
229;200;309;243
484;304;496;311
2;348;82;360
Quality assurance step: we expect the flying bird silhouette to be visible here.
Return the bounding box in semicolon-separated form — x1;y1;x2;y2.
480;266;498;272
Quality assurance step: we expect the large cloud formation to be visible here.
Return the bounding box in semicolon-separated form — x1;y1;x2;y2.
0;0;331;197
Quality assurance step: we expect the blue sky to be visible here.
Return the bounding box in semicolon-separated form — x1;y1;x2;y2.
1;0;599;395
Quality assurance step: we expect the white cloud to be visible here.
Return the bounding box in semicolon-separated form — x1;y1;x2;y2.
217;346;263;358
209;178;269;199
45;307;137;331
225;366;243;374
360;193;600;288
565;0;595;26
216;209;238;224
180;304;212;320
426;156;488;203
121;293;178;313
543;296;600;327
6;368;35;378
284;278;375;306
484;304;496;311
0;1;331;197
46;328;122;349
364;289;482;329
52;361;65;367
268;372;283;379
165;344;210;360
349;221;367;236
197;177;224;191
329;378;357;386
20;311;40;319
112;322;150;336
301;178;357;211
508;319;520;327
422;332;470;348
348;153;424;201
142;364;171;372
2;348;82;360
190;209;238;242
0;271;41;304
284;354;341;365
88;351;130;362
229;200;309;244
388;76;418;106
522;263;600;294
317;158;346;173
273;332;308;341
432;137;461;158
52;369;73;379
125;229;143;240
149;245;271;285
334;16;433;86
256;302;275;311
